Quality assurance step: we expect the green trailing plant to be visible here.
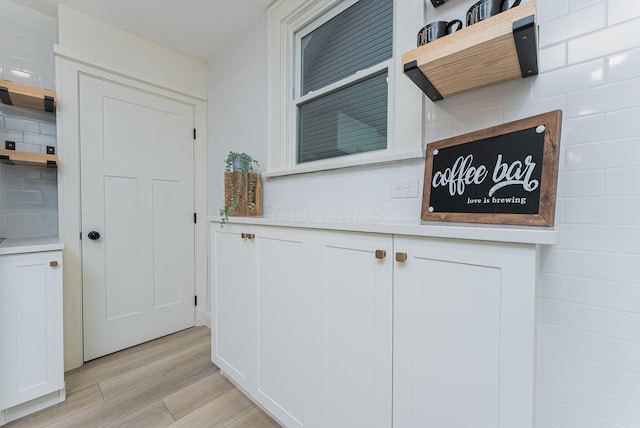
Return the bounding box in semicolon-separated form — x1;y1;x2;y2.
219;151;260;227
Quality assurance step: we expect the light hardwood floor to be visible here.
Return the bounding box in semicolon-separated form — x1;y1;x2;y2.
6;326;281;428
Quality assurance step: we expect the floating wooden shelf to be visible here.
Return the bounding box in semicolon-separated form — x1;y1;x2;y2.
0;149;58;168
402;0;537;101
0;79;57;112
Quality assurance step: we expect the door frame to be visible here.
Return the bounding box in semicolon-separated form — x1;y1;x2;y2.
55;57;208;371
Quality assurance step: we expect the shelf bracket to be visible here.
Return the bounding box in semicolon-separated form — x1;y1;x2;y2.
403;60;443;102
0;86;12;105
0;155;14;165
44;95;55;113
513;15;538;78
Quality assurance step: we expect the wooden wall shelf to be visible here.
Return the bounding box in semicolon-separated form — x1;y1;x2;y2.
0;149;58;168
0;79;57;112
402;0;537;101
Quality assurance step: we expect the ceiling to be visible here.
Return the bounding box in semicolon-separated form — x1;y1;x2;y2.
12;0;275;62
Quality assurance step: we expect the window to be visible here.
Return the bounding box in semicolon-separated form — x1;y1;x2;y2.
296;0;392;163
267;0;424;176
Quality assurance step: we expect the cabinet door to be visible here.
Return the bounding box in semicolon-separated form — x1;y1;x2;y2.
211;225;257;393
393;237;537;428
0;251;64;410
254;227;315;428
313;231;393;428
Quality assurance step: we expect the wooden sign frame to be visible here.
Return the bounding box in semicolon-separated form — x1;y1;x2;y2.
421;110;562;227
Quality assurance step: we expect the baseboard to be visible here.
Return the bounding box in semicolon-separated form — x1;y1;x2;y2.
0;386;65;426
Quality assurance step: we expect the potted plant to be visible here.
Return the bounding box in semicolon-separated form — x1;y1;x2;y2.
219;151;262;227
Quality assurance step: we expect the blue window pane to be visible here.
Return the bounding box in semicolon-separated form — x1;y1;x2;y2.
298;71;388;163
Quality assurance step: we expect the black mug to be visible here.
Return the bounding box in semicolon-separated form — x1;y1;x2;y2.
466;0;521;26
417;19;463;46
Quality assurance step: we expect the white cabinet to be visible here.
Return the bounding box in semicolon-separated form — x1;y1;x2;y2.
0;250;65;425
211;225;394;428
254;227;315;427
312;231;393;428
393;237;537;428
211;221;544;428
211;225;257;393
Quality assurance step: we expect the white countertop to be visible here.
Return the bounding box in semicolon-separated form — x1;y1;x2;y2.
0;236;65;255
208;216;559;246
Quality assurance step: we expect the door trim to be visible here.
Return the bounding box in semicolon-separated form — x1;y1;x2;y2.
55;58;207;371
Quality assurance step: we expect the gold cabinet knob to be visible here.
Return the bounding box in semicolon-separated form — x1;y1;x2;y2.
375;250;386;260
50;261;59;267
241;233;246;239
395;252;407;263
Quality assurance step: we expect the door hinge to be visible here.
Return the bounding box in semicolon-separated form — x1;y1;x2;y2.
193;128;196;140
194;212;197;224
80;231;82;240
194;295;198;306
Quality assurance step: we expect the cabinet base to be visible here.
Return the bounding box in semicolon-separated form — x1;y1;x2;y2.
0;386;66;426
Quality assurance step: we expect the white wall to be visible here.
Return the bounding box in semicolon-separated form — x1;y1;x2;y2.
0;0;57;239
208;0;640;426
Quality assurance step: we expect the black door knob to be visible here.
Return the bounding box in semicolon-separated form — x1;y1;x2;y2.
88;231;101;240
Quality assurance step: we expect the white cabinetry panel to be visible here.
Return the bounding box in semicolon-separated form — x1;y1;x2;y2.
393;237;538;428
211;221;541;428
212;225;257;393
0;250;64;424
255;229;314;427
314;231;393;428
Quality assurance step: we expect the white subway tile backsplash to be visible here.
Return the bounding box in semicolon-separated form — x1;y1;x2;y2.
537;371;600;413
534;59;605;99
564;251;640;282
539;43;568;73
536;418;561;428
556;223;604;250
567;139;640;170
39;122;56;136
569;0;602;12
25;224;57;237
536;1;568;23
599;282;640;318
539;297;603;334
536;395;600;428
604;226;640;253
607;47;640;82
606;107;640;139
596;362;640;402
0;0;57;239
538;322;601;361
608;0;640;25
601;337;640;374
568;18;640;64
23;131;56;148
3;116;40;133
538;346;599;385
538;2;606;48
606;168;640;196
599;392;640;427
605;197;640;225
556;170;605;198
539;274;600;306
564;197;606;224
568;78;640;118
7;214;43;226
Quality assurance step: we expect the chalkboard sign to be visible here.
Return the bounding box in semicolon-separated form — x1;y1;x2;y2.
422;110;562;226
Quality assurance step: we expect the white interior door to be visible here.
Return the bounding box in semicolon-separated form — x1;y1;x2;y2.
80;74;195;361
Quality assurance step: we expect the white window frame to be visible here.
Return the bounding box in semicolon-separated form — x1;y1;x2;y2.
266;0;424;177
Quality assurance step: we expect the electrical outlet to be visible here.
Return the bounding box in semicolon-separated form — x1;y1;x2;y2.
390;179;419;198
